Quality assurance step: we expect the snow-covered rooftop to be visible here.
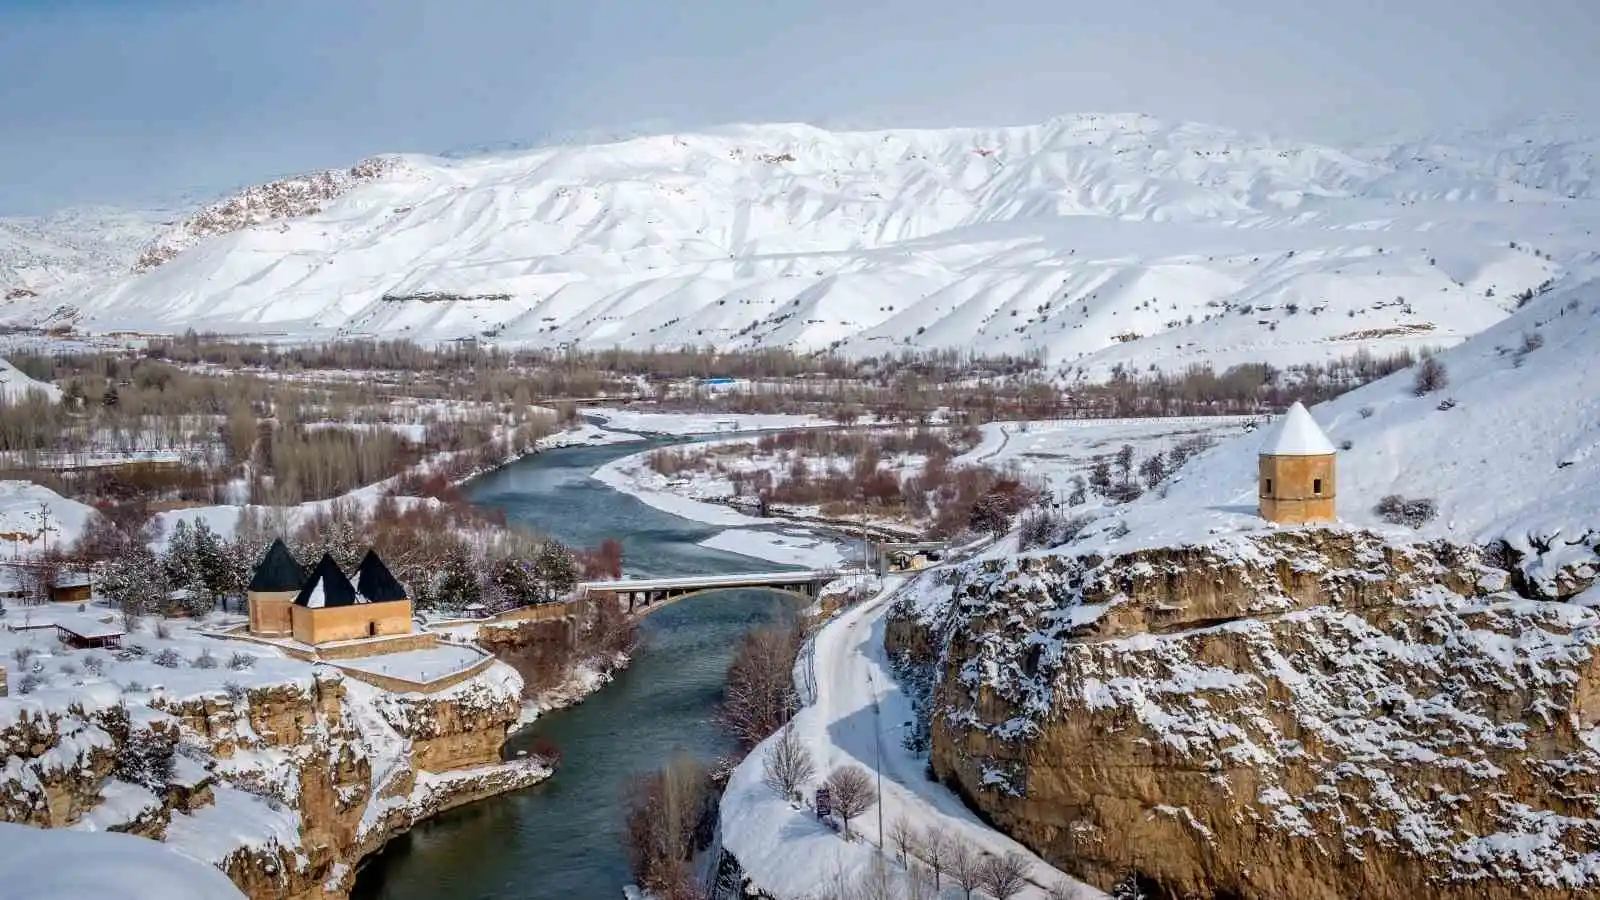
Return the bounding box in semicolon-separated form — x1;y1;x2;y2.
1259;401;1335;457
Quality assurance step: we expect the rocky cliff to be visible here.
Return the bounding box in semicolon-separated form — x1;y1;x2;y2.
891;527;1600;899
0;661;547;900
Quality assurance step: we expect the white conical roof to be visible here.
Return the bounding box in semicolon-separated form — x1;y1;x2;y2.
1260;402;1336;456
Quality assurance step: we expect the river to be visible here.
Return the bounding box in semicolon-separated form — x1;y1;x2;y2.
351;437;827;900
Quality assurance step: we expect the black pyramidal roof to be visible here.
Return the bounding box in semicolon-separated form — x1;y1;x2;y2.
354;550;407;603
293;553;359;608
249;538;306;593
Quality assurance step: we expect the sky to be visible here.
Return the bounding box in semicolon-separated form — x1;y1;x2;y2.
2;0;1598;214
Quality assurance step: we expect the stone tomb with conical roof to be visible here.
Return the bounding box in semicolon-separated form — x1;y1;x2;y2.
246;538;306;636
1258;401;1338;524
246;542;414;645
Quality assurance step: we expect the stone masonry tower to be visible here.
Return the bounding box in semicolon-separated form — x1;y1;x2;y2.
1258;401;1337;524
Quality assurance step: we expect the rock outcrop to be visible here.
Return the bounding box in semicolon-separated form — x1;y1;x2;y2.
0;663;548;900
891;528;1600;899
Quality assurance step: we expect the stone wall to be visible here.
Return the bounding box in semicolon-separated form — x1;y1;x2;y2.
247;589;296;635
291;600;413;644
1258;453;1335;523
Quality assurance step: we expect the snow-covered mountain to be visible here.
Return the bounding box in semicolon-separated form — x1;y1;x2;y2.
9;114;1600;374
0;206;166;309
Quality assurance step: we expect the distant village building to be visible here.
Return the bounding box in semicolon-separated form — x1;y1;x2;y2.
1258;401;1337;525
246;539;305;636
49;572;92;604
247;542;414;645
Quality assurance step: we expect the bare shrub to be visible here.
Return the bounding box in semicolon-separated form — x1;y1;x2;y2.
228;651;256;670
82;654;105;676
11;646;36;667
1046;881;1089;900
152;648;183;668
980;850;1032;899
17;672;44;694
155;620;171;640
825;765;877;839
192;649;218;669
223;681;248;703
1374;494;1438;528
762;723;816;798
1412;356;1448;396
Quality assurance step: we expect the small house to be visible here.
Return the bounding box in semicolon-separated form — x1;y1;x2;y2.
50;572;92;604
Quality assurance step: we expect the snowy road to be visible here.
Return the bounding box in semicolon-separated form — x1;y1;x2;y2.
721;574;1102;897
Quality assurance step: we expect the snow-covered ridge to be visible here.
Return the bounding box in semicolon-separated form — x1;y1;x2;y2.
9;113;1599;375
130;156;403;272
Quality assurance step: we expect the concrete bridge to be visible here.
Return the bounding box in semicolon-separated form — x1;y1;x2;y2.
579;569;846;616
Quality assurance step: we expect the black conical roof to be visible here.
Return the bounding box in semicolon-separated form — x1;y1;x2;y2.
354;550;407;603
293;553;358;608
248;538;306;592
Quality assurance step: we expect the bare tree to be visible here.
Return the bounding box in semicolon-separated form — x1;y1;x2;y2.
920;827;950;890
826;765;878;840
980;850;1032;900
889;815;918;866
762;723;816;799
720;624;804;748
949;843;985;900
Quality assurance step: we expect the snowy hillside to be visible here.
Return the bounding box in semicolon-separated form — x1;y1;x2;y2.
0;357;60;402
0;823;246;900
10;114;1600;374
0;206;164;306
1087;262;1600;567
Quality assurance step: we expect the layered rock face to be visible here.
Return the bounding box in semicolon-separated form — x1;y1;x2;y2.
892;528;1600;899
0;665;545;900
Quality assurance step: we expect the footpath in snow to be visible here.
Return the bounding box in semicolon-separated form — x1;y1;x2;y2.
720;576;1101;898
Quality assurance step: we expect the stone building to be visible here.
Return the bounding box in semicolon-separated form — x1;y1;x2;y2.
289;551;413;645
1258;401;1337;524
246;538;305;636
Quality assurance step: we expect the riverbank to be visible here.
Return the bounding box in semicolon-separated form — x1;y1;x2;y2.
717;573;1091;899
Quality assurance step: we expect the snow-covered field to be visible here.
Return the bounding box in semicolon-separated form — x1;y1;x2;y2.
335;644;486;682
583;409;840;436
721;579;1098;898
0;357;60;402
0;821;247;900
957;416;1261;493
0;479;98;552
9;115;1597;377
698;529;846;569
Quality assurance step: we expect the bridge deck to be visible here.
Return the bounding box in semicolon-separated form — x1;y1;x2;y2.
579;569;841;593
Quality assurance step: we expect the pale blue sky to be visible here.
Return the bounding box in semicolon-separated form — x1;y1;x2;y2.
2;0;1597;214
